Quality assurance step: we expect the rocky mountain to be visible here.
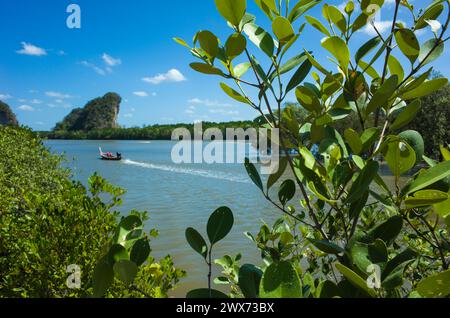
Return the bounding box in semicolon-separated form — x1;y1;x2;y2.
54;93;121;131
0;101;19;126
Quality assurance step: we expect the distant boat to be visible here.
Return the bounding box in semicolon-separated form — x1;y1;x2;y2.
99;147;122;161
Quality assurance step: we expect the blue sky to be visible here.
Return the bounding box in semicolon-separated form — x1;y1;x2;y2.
0;0;447;130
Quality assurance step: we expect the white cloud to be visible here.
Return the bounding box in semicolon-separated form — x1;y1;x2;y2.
80;61;106;76
16;42;47;56
361;19;406;36
17;105;34;111
123;113;133;118
142;69;186;85
209;109;239;115
133;91;148;97
30;99;42;104
0;94;12;100
151;92;157;97
185;106;195;114
57;50;67;56
188;98;232;107
45;91;72;99
102;53;122;67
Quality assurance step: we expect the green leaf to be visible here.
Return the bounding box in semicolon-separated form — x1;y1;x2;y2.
267;156;288;190
185;227;208;259
382;249;417;281
441;146;450;161
114;215;143;246
207;206;234;245
243;23;275;57
361;128;381;152
388;55;404;82
92;257;114;298
403;161;450;195
419;39;444;66
109;244;129;262
305;15;331;36
238;264;263;298
399;130;424;164
402;78;448;100
286;59;312;94
190;63;225;76
233;62;251;78
395;28;420;64
335;263;377;298
366;75;398;115
245;158;263;191
327;5;347;33
197;30;219;58
254;0;278;19
416;269;450;298
308;239;345;255
319;281;340;298
355;37;381;65
405;190;448;208
113;260;138;285
214;0;247;27
278;179;296;206
272;16;295;43
296;85;322;113
350;240;387;274
415;4;444;30
390;99;421;130
384;138;416;177
289;0;320;22
321;36;350;74
346;161;380;204
173;37;190;48
367;216;403;246
225;33;247;59
220;82;249;104
187;288;229;298
358;60;380;79
352;12;369;33
304;49;329;75
260;261;302;298
130;238;151;266
382;260;413;290
434;190;450;217
344;128;362;155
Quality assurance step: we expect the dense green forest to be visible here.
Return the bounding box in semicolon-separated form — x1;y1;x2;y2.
41;121;259;140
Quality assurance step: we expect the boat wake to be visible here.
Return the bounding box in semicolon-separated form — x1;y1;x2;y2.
122;159;250;184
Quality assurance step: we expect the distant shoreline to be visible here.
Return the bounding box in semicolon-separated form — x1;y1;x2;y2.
36;120;260;141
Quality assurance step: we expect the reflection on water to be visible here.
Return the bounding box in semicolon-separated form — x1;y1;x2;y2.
44;140;404;297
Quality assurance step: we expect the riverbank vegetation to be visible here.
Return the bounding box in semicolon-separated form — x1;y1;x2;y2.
0;126;184;297
40;121;258;140
174;0;450;298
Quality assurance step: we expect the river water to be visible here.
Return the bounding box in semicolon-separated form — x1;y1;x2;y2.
45;139;398;297
45;140;280;296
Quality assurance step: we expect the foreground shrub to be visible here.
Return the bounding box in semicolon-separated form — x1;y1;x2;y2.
0;127;183;297
178;0;450;298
